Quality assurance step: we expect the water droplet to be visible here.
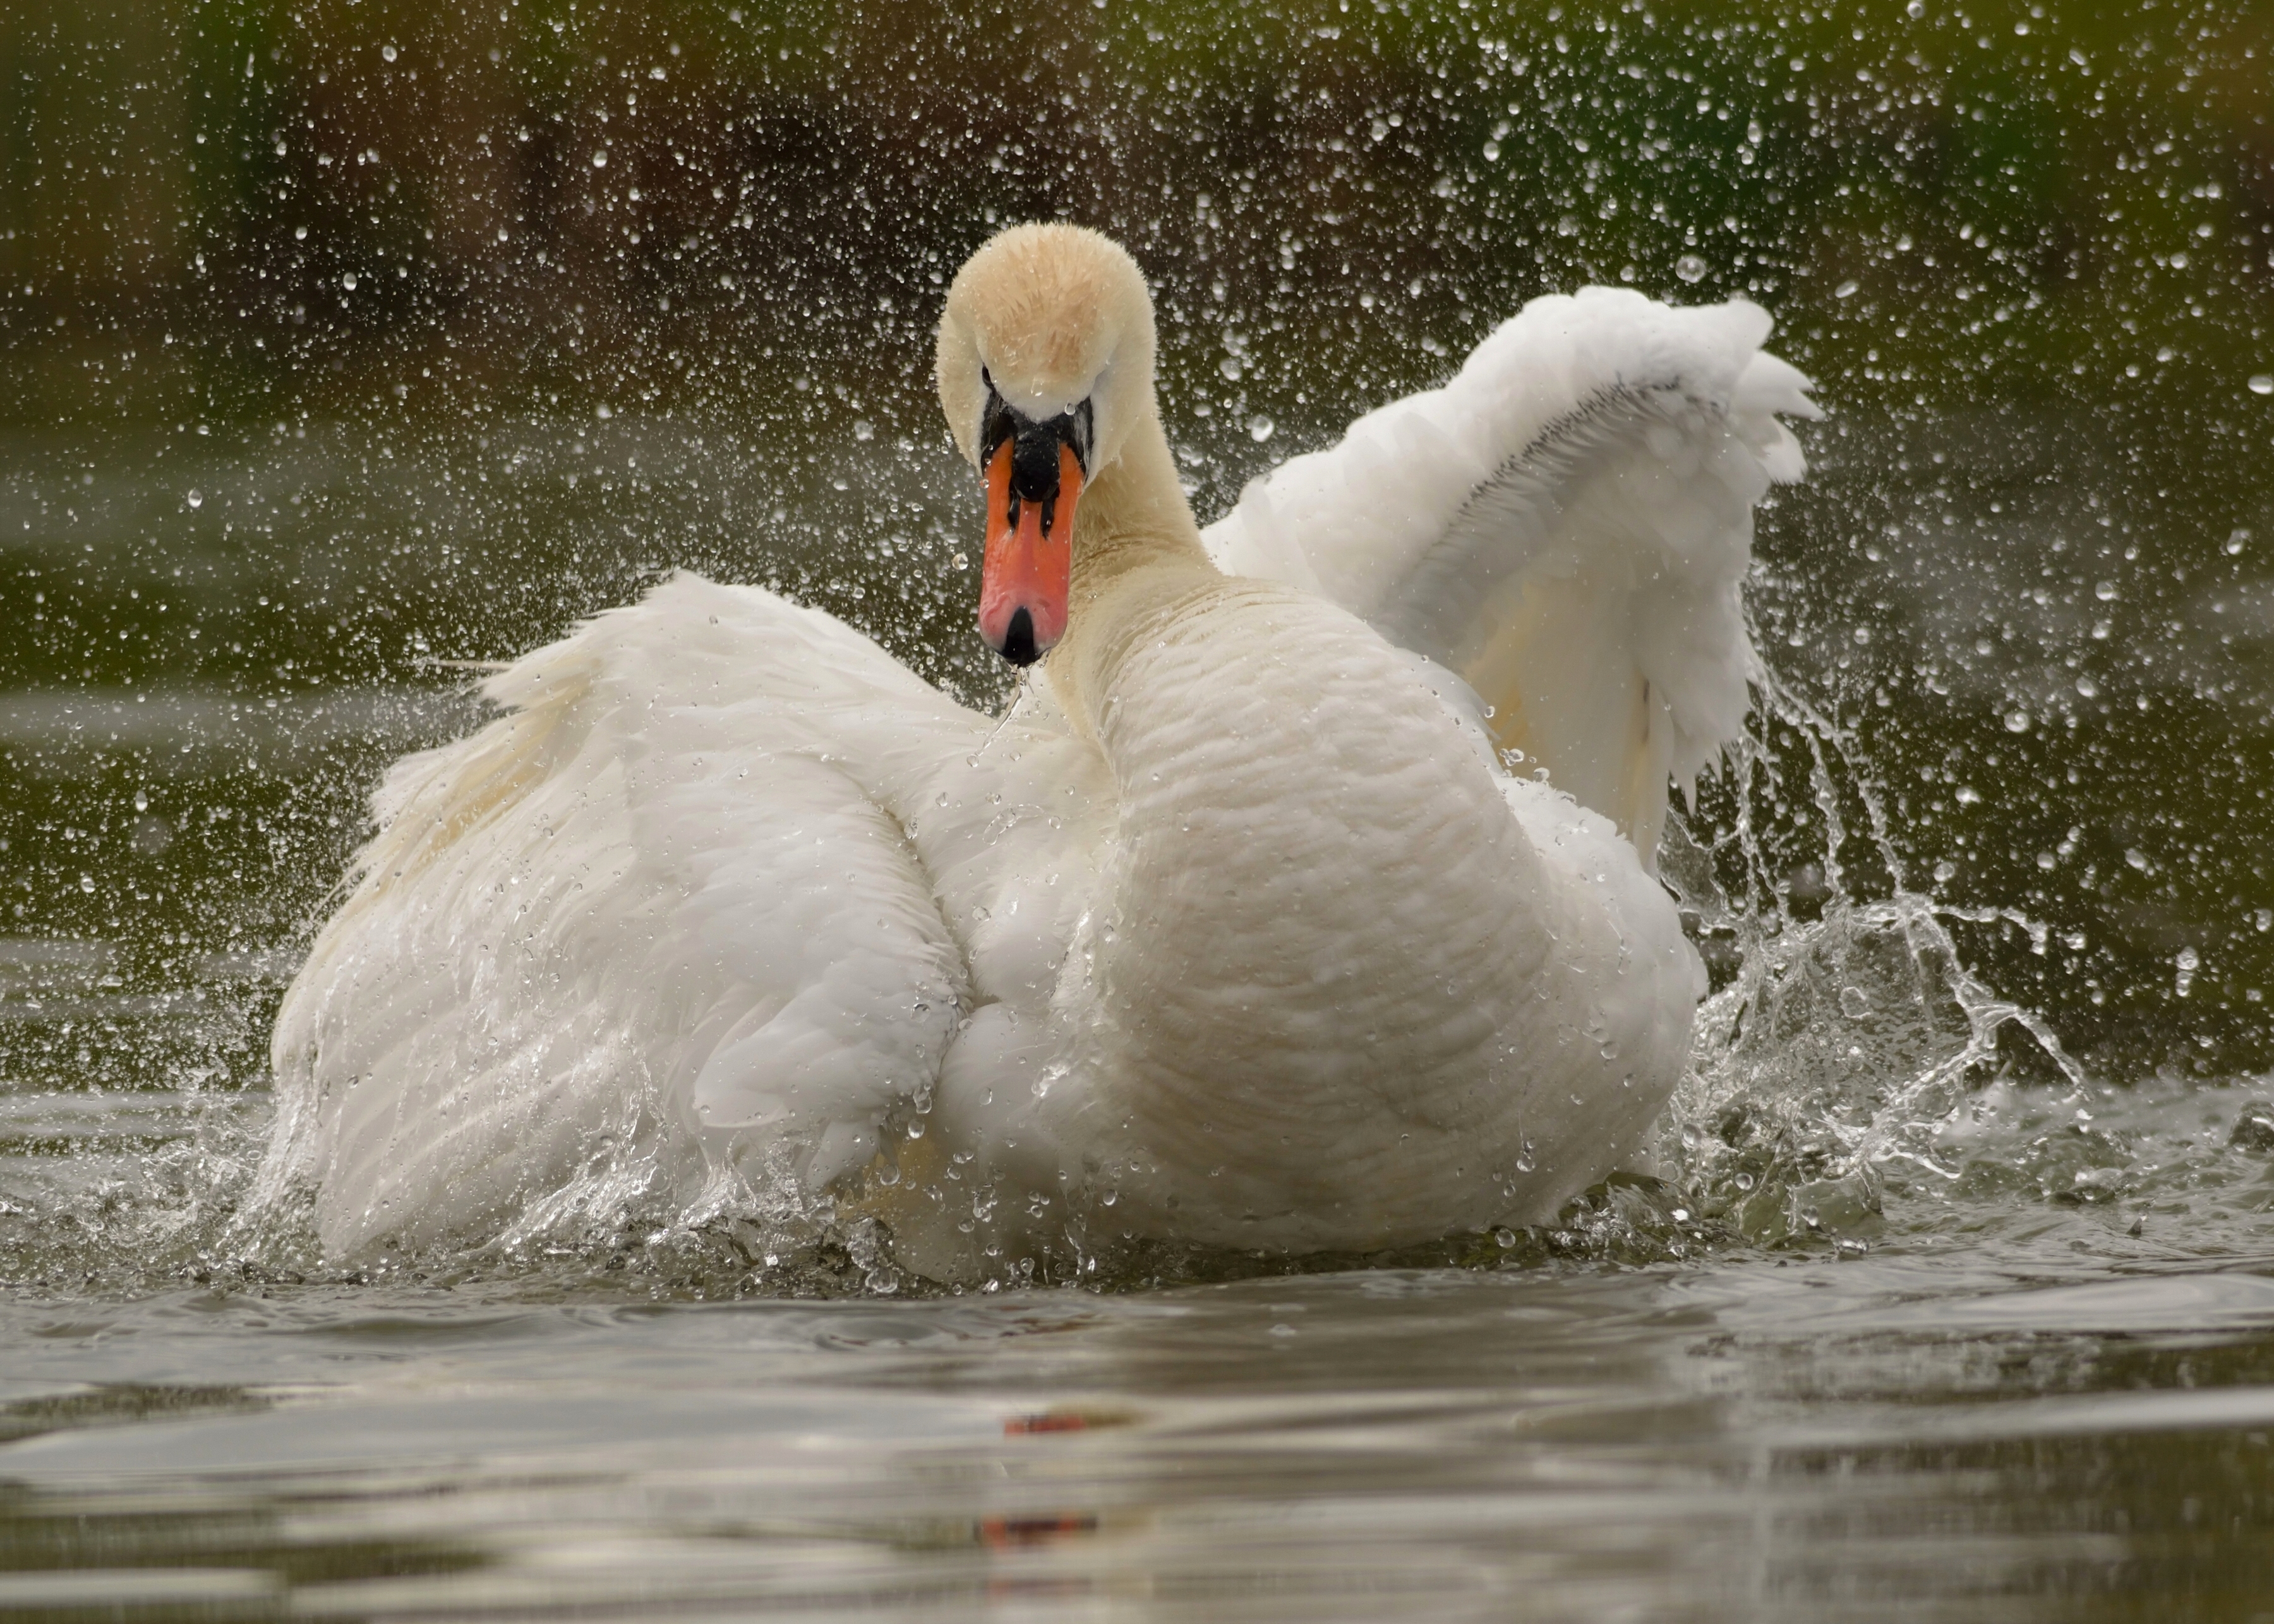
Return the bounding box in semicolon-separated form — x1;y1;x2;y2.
591;149;608;168
950;551;968;569
1934;860;1958;883
340;272;358;290
78;874;93;893
2095;580;2118;601
1675;254;1709;284
1834;279;1859;299
2251;375;2274;396
2126;848;2150;871
381;42;397;61
2075;675;2099;698
2004;709;2031;733
1247;414;1274;443
185;489;202;508
133;790;148;812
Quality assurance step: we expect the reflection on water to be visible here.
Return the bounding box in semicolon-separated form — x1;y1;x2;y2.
0;409;2270;1614
4;0;2271;1599
2;1258;2273;1620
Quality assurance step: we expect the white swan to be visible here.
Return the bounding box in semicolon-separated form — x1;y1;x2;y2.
256;224;1817;1277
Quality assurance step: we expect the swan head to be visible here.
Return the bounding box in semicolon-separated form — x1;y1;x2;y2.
936;223;1156;666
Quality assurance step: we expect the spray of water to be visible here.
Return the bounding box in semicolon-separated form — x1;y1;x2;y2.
1651;653;2089;1255
0;642;2131;1301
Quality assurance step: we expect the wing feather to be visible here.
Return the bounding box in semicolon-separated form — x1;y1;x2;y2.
1203;287;1819;862
258;574;984;1255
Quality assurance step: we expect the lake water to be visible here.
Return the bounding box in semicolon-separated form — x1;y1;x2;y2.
1;406;2270;1620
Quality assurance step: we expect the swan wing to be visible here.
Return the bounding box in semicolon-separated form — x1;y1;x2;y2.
1203;287;1819;861
262;574;989;1254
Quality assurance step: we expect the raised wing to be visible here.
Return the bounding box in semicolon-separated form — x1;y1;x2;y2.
1203;287;1819;863
256;574;989;1256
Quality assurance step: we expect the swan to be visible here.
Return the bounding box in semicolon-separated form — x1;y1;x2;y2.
255;224;1817;1279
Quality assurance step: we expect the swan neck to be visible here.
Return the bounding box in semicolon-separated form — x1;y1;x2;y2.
1069;409;1208;594
1048;404;1215;733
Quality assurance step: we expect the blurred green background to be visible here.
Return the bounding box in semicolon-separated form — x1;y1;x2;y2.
0;0;2268;1086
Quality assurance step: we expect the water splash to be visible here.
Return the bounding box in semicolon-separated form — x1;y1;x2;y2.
1654;656;2090;1251
0;643;2214;1301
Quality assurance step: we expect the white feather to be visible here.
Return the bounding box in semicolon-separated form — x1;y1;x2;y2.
263;579;983;1251
256;277;1811;1274
1204;287;1819;858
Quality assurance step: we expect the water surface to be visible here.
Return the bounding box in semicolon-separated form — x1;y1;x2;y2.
6;1232;2274;1621
1;411;2270;1619
4;0;2273;1605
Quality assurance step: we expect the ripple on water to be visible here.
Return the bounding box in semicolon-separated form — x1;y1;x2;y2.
0;405;2268;1615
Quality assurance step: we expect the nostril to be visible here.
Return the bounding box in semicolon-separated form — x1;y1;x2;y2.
1000;607;1039;666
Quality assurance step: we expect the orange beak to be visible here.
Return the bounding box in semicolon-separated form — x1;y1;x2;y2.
977;438;1082;666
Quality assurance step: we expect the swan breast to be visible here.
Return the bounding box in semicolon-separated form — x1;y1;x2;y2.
1068;581;1560;1233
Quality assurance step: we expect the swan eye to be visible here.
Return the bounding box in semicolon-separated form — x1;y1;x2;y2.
980;380;1017;468
1066;397;1096;469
